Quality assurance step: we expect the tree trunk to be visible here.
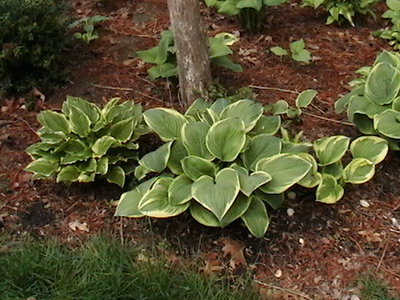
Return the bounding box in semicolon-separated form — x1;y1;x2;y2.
167;0;212;108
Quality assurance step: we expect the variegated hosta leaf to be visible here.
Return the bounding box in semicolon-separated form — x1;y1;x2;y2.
365;62;400;105
241;198;270;238
241;134;282;170
181;156;216;181
313;135;350;166
60;139;87;155
281;141;311;154
210;98;231;115
143;108;188;141
298;171;322;188
374;109;400;139
321;161;343;180
251;115;281;136
109;118;135;143
295;89;317;108
115;178;158;217
105;165;125;187
97;157;109;175
347;96;389;122
256;153;311;194
219;99;264;132
92;136;117;157
139;142;172;172
25;158;59;177
63;96;100;124
182;122;214;160
192;168;240;220
37;110;70;134
231;165;271;196
199;109;220;126
167;139;187;174
57;165;80;183
185;98;212;118
69;105;91;138
316;174;344;204
253;191;284;210
350;136;388;164
138;177;189;218
190;193;252;228
343;158;375;184
206;118;246;162
168;174;193;205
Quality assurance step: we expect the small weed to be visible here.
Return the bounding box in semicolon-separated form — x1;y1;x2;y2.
358;273;398;300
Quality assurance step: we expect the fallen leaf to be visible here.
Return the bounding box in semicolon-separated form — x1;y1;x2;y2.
357;230;382;242
220;238;247;270
68;220;89;232
200;252;224;274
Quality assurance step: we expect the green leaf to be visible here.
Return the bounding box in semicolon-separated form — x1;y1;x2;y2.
39;131;67;144
25;159;59;177
322;161;343;180
281;141;311;154
92;136;117;157
105;166;125;187
206;118;246;162
168;174;193;205
289;39;305;53
69;105;91;138
387;0;400;11
182;155;216;181
109;118;134;142
286;107;302;118
251;115;281;135
241;198;269;238
37;111;70;134
139;142;172;172
241;134;282;170
365;62;400;105
212;56;243;72
256;153;311;194
316;174;344;204
60;139;87;155
219;99;264;132
182;122;214;160
96;157;109;175
295;89;317;108
144;108;187;141
231;165;271;197
56;165;80;183
63;96;100;123
374;109;400;139
313;135;350;166
210;98;231;114
263;0;287;5
272;100;289;115
237;0;263;10
167;139;188;175
254;191;284;210
343;158;375;184
292;49;311;63
350;136;388;164
218;0;241;15
334;87;363;114
192;168;240;220
270;46;288;56
185;98;212;117
139;177;189;218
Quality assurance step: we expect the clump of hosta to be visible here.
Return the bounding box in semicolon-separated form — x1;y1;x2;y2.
375;0;400;50
335;50;400;150
25;97;148;187
115;98;313;237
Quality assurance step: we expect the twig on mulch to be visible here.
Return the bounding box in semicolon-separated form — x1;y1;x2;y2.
376;240;389;272
302;112;353;126
91;83;164;103
249;85;299;94
254;279;314;300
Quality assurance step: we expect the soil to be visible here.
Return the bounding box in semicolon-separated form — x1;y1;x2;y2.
1;0;399;299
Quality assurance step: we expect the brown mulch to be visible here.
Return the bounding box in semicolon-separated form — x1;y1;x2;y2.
1;0;399;298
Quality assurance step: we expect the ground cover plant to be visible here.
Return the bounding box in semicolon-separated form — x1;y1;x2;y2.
69;15;110;44
1;0;400;298
376;0;400;50
0;0;69;95
270;39;312;64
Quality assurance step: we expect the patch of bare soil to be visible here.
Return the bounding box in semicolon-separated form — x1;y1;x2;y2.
1;0;399;298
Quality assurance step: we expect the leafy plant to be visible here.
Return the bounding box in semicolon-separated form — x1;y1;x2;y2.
204;0;287;32
0;0;69;94
136;30;242;80
335;50;400;150
69;15;110;44
375;0;400;50
25;97;148;187
301;0;379;26
270;39;312;64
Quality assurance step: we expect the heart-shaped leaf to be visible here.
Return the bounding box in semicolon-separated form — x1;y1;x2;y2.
231;165;271;196
316;174;344;204
343;158;375;184
181;155;216;181
241;198;270;238
350;136;388;164
144;108;187;141
192;168;240;220
256;153;311;194
313;135;350;166
206;118;246;162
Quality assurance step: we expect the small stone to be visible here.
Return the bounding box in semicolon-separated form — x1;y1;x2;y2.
360;200;370;208
299;238;305;246
274;269;282;278
287;191;296;200
286;208;295;217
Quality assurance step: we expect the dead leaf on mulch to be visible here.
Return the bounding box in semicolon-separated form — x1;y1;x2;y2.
68;220;89;232
200;252;224;274
357;230;382;242
220;237;247;270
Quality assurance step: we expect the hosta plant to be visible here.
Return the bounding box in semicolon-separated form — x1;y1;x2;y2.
205;0;287;32
136;30;242;80
270;39;312;64
375;0;400;50
301;0;379;26
335;50;400;150
69;15;110;44
25;97;148;187
115;98;313;237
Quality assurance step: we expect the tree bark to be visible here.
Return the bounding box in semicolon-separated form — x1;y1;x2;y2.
167;0;212;108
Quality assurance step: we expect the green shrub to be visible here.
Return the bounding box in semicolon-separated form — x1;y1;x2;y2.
204;0;287;32
115;92;388;237
25;97;149;187
136;30;242;80
0;0;70;95
301;0;379;26
335;50;400;150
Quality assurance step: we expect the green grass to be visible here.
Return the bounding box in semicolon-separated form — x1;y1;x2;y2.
359;273;399;300
0;236;260;300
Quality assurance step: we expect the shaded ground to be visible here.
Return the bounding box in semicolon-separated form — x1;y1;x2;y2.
1;0;399;298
